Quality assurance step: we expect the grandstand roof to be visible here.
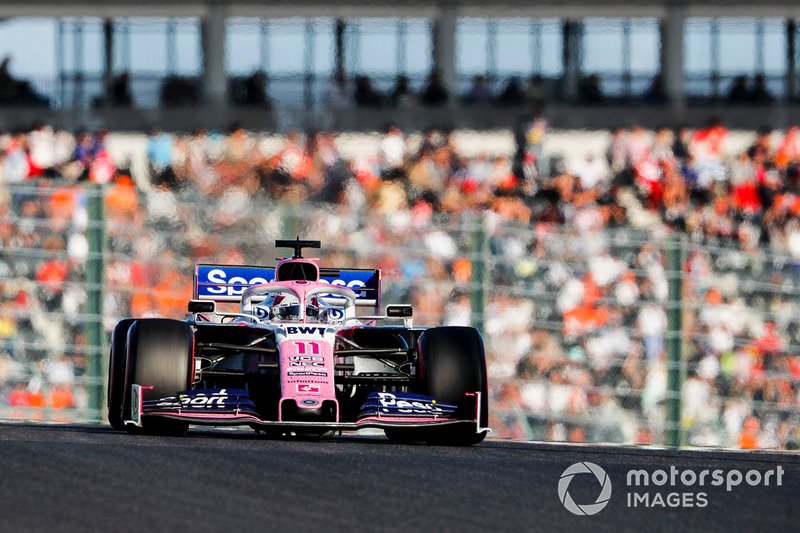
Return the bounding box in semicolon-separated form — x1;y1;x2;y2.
2;0;800;17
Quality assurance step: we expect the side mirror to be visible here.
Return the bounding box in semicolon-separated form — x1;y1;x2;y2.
188;300;216;313
386;305;413;318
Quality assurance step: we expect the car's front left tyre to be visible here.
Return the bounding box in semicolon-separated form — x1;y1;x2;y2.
122;318;194;436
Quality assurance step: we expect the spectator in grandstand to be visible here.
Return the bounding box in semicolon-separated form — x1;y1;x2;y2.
419;72;449;107
489;381;528;440
324;73;352;110
388;75;414;108
231;70;271;108
748;74;774;105
86;130;116;184
637;298;667;361
748;126;774;155
379;124;407;177
738;416;762;449
246;70;271;107
353;75;382;108
731;164;762;216
524;74;546;107
0;56;15;102
606;127;631;184
672;125;691;161
627;125;652;166
44;353;75;410
662;164;689;228
0;57;48;107
651;127;675;162
160;76;200;107
146;127;176;189
6;380;45;409
462;75;491;105
578;74;603;104
571;153;608;191
27;122;57;174
496;76;525;107
72;130;95;167
417;127;441;154
110;73;133;107
408;145;444;195
690;118;729;190
776;126;800;168
224;123;256;163
642;74;668;105
514;107;547;182
727;75;749;104
1;130;30;182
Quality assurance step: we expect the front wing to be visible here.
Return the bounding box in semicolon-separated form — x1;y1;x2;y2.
127;385;488;434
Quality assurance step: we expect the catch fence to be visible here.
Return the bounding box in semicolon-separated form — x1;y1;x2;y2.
1;181;797;448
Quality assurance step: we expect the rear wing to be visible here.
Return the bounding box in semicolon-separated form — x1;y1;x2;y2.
193;264;381;313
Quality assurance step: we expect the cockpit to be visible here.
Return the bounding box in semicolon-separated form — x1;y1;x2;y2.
241;282;356;324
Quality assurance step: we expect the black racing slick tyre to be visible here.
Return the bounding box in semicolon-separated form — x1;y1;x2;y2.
387;326;489;446
108;319;136;430
123;319;194;436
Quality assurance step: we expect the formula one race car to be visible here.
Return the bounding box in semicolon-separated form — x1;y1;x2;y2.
107;239;489;445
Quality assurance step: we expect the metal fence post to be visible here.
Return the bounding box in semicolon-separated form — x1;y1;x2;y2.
86;184;106;422
666;233;686;447
470;213;488;334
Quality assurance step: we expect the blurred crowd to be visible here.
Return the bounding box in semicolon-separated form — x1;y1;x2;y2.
0;119;799;448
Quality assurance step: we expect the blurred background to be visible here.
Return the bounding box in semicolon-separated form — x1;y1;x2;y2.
1;0;800;450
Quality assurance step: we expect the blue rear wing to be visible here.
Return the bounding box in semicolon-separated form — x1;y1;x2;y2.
193;264;381;312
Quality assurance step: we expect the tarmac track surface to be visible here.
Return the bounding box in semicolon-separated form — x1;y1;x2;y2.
0;423;798;533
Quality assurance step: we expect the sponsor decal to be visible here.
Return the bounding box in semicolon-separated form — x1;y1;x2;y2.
296;384;321;394
326;308;344;321
301;399;319;406
287;371;328;377
289;355;325;367
285;326;333;336
195;265;378;300
253;305;271;319
376;392;444;414
358;392;458;417
142;388;258;414
202;268;271;297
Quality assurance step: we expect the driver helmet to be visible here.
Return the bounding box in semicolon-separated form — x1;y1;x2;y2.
273;295;319;321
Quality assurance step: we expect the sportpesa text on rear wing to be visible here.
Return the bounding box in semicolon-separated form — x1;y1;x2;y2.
193;264;381;314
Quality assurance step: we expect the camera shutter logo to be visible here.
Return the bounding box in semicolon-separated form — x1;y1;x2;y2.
558;462;612;516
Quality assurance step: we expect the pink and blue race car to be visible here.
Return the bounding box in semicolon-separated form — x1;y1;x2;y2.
107;239;489;445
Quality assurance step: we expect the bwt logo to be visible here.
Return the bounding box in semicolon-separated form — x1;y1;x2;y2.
558;462;612;516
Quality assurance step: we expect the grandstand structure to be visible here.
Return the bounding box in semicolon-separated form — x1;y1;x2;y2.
2;1;800;129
